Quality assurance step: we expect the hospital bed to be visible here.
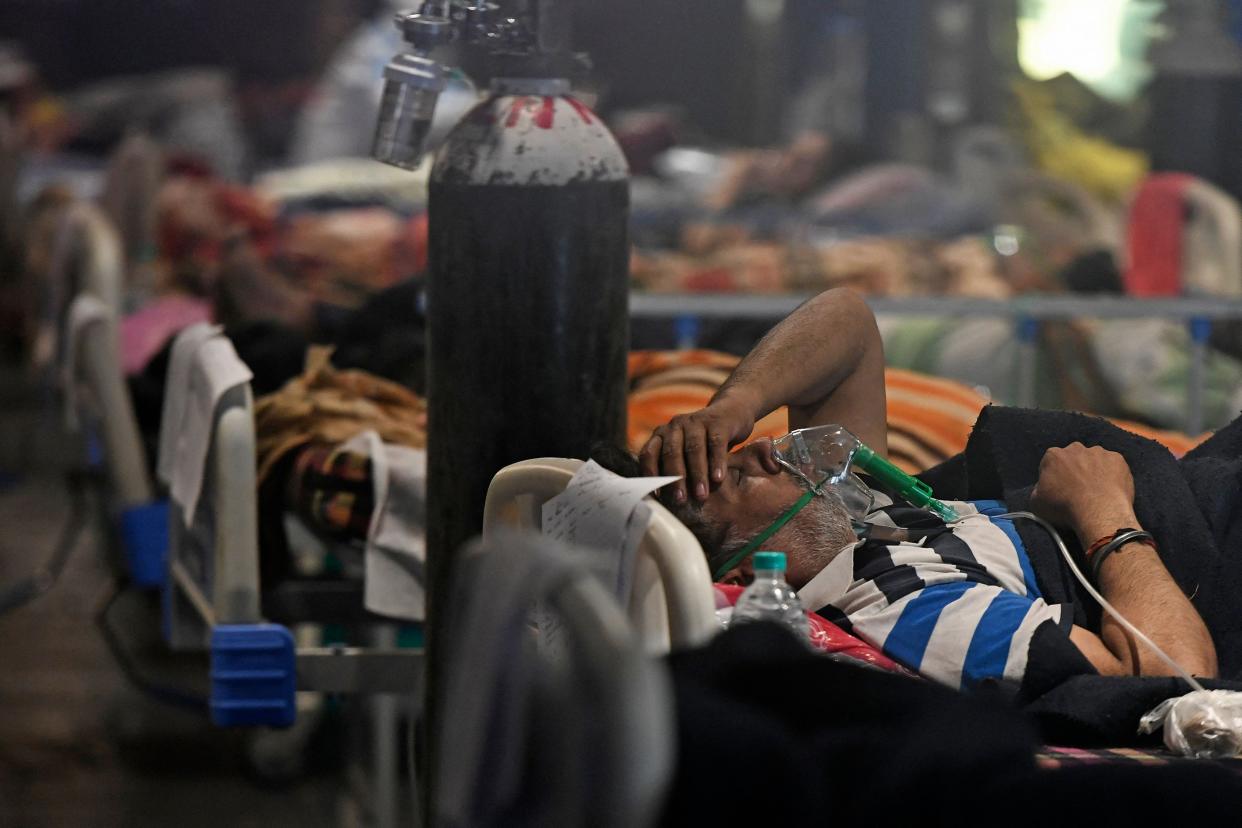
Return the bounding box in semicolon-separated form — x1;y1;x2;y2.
0;284;160;617
63;291;152;509
158;407;680;824
476;453;1242;786
159;324;420;827
41;205;422;709
156;341;691;825
483;457;718;653
45;199;126;334
53;263;424;824
51;201;161;594
159;326;421;694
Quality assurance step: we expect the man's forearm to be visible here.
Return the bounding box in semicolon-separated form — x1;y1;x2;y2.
712;288;888;453
1072;505;1218;678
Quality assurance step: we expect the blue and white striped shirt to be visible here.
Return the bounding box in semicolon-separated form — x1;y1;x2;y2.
798;499;1071;690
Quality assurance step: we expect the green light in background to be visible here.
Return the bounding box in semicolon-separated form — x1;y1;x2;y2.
1019;0;1163;100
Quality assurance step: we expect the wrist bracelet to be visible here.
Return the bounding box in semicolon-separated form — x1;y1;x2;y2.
1085;531;1128;561
1090;529;1156;584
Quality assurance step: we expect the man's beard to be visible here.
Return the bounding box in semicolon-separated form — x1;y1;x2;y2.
710;486;864;583
779;492;857;577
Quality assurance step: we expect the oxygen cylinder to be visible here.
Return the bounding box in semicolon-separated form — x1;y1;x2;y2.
426;78;630;604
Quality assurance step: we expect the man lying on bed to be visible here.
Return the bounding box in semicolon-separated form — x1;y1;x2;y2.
637;287;1220;697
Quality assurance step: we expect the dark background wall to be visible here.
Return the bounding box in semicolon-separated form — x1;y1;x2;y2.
0;0;1018;153
0;0;383;87
0;0;773;145
573;0;759;144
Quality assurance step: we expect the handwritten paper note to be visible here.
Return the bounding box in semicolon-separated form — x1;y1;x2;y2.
541;460;679;602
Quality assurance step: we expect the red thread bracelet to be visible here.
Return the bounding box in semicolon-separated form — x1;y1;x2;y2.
1085;532;1122;560
1085;527;1155;561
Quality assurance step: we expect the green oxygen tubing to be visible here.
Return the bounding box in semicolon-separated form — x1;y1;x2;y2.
852;443;959;522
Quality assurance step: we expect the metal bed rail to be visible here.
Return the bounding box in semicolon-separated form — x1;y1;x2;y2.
629;293;1242;435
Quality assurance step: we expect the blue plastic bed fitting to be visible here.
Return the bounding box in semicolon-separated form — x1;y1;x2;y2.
675;314;701;349
85;425;104;470
120;499;170;589
1190;317;1213;344
210;624;297;728
1017;315;1040;344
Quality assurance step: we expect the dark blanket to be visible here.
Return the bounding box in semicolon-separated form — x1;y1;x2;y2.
664;624;1040;826
920;405;1242;744
665;624;1242;826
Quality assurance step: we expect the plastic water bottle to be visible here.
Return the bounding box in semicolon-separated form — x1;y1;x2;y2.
729;551;809;642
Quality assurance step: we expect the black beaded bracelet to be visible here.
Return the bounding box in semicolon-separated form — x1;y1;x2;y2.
1090;529;1155;584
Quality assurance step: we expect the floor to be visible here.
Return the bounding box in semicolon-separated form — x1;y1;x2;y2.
0;371;352;828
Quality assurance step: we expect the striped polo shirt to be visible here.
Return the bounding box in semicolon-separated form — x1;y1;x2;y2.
797;498;1072;691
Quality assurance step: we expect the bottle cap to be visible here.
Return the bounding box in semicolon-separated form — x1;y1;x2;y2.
752;551;786;571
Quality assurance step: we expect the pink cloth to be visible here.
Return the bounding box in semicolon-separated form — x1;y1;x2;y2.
713;583;910;674
120;294;213;375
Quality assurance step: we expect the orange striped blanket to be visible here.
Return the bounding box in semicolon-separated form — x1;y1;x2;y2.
627;349;1204;474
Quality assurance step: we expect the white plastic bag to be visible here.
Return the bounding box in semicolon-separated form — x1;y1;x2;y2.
1139;690;1242;759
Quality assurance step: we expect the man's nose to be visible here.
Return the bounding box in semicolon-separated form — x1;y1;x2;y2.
740;440;778;474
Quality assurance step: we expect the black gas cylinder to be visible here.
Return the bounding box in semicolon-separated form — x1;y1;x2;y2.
426;87;630;610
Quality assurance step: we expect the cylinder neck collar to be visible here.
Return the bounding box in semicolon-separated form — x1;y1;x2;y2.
490;77;570;96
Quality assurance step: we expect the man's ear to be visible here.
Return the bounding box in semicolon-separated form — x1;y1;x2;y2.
720;557;755;586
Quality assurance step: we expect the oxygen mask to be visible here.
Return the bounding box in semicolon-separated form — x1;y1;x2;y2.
772;425;959;523
770;425;875;520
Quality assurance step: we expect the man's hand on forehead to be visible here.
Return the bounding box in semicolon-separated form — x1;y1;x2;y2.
637;287;889;503
638;395;760;503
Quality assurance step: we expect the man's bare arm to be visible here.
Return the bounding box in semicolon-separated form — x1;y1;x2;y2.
1033;444;1218;678
638;288;887;503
